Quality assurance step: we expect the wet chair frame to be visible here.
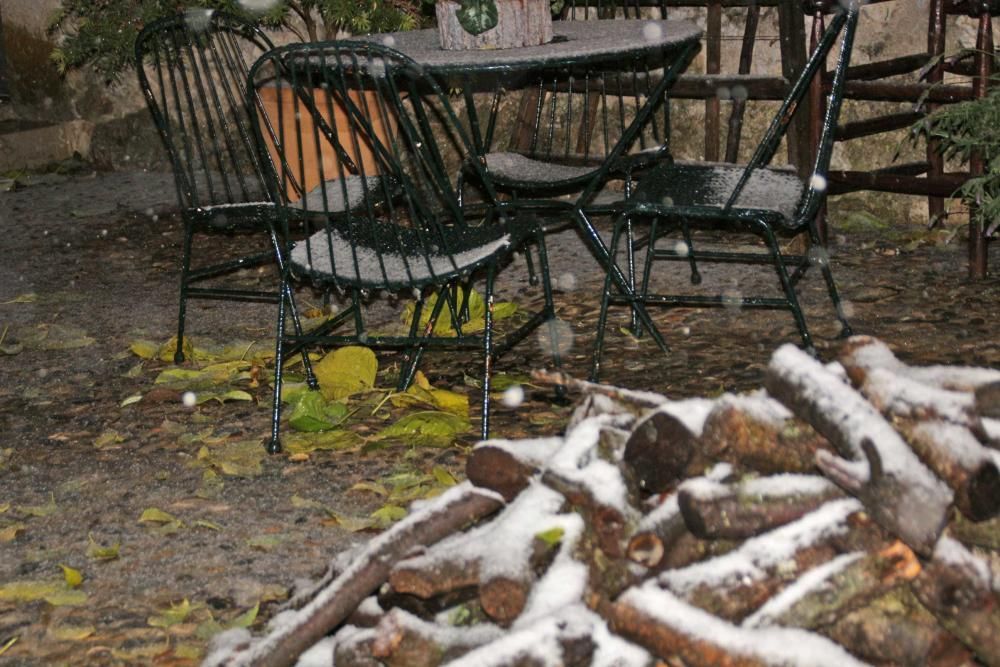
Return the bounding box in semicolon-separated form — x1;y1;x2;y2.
248;41;565;453
135;13;291;363
591;1;860;380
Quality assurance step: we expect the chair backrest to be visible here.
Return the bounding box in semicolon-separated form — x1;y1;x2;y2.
724;0;859;223
507;1;672;171
558;0;667;20
248;41;513;290
135;11;274;212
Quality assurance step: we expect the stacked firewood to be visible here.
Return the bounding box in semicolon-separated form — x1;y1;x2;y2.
207;336;1000;667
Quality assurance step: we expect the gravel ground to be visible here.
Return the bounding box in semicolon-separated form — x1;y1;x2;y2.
1;167;998;664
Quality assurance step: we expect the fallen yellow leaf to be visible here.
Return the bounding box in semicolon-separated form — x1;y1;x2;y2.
60;564;83;588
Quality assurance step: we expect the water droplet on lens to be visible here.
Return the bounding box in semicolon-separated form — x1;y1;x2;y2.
537;318;574;357
501;385;524;408
642;22;664;42
721;289;743;309
808;246;829;267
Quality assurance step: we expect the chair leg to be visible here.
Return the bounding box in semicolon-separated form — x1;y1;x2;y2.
759;221;814;355
267;224;318;390
397;292;449;393
591;219;628;382
532;230;566;400
624;214;640;335
807;225;854;338
481;266;497;440
268;275;291;455
174;220;195;364
574;208;669;355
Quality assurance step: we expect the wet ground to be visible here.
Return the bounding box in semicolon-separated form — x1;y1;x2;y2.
1;167;999;664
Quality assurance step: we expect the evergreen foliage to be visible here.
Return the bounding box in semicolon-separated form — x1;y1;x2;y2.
912;72;1000;233
48;0;425;82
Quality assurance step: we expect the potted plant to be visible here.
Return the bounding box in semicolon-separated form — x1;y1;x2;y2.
436;0;553;50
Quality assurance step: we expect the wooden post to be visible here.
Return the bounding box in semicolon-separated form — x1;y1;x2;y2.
968;10;993;279
704;0;722;161
778;0;809;174
926;0;947;227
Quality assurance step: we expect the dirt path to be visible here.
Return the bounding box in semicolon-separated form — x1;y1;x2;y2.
0;168;998;664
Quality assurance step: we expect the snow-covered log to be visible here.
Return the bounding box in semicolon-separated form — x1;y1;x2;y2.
839;336;1000;392
622;399;715;493
215;483;504;667
765;344;953;555
700;393;832;474
677;474;845;540
900;420;1000;520
742;540;920;630
912;537;1000;666
602;586;870;667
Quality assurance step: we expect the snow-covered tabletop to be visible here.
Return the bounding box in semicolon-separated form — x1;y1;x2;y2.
355;19;703;73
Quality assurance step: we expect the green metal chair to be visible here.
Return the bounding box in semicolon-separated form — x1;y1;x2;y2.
495;5;672;198
136;12;339;366
591;0;860;380
248;41;565;453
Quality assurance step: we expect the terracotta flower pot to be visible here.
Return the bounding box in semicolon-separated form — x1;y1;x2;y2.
257;85;396;203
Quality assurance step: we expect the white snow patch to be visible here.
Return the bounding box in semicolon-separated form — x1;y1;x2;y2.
201;628;252;667
677;477;729;500
739;473;838;499
473;435;565;469
864;367;975;424
846;337;1000;390
655;397;718;436
549;416;631;511
911;420;993;468
516;513;586;624
295;636;335;666
933;536;992;586
981;418;1000;443
716;390;792;426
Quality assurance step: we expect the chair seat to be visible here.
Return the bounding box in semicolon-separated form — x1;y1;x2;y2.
485;152;595;185
632;161;805;224
297;176;382;213
290;220;514;289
